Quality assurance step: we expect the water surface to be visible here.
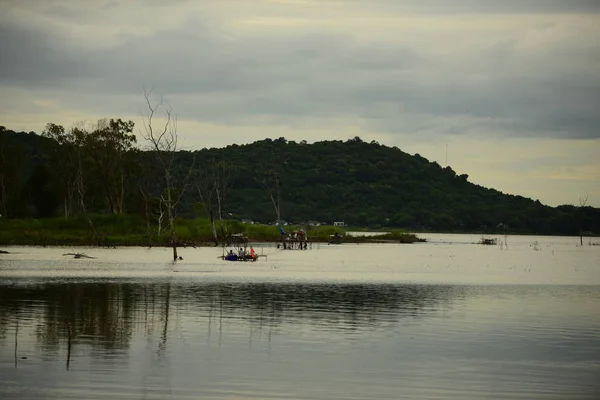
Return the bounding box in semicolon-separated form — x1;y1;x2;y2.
1;235;599;399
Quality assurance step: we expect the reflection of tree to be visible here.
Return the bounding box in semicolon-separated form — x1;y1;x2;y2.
0;282;461;354
176;283;461;333
0;282;171;352
158;284;170;357
14;319;18;369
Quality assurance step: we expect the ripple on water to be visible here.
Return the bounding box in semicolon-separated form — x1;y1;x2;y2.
1;243;600;399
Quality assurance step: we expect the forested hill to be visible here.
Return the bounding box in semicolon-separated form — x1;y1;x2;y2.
1;126;598;235
206;137;596;234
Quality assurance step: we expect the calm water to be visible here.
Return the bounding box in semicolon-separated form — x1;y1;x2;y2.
1;234;599;399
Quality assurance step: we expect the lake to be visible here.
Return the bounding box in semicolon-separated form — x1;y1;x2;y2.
1;234;599;399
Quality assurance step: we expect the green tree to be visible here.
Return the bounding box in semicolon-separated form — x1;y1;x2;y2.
0;127;27;218
85;119;137;214
21;163;61;217
42;123;79;217
0;126;9;217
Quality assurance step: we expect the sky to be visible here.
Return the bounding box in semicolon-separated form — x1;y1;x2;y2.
1;0;599;207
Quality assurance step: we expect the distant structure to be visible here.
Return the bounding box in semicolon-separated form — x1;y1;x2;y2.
333;221;345;227
278;229;309;250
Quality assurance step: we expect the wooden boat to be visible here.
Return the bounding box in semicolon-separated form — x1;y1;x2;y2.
220;238;265;261
221;253;259;262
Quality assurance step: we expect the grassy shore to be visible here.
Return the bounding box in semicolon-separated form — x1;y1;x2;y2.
0;214;425;247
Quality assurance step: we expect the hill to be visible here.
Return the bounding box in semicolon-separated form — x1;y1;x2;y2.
1;126;598;236
196;137;598;235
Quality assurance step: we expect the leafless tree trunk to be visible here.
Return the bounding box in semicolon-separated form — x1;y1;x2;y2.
139;186;153;247
63;186;76;218
157;199;164;237
142;88;187;261
262;149;282;224
270;183;281;223
261;169;281;223
196;159;235;246
196;172;217;245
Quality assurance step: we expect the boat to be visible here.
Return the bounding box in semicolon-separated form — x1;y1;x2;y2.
221;252;259;262
220;235;265;261
478;237;497;245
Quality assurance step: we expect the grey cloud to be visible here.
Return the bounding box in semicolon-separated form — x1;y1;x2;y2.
0;21;87;88
0;1;599;141
377;0;600;14
42;4;87;20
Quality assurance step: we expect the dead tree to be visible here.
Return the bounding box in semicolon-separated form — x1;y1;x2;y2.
268;173;281;223
141;88;187;261
196;158;236;246
257;149;282;225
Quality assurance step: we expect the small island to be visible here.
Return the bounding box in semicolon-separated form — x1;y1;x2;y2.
0;214;424;248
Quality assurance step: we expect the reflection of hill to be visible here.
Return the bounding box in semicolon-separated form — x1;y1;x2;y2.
176;283;462;332
0;281;463;349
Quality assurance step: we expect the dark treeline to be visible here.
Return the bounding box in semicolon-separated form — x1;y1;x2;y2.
1;124;598;236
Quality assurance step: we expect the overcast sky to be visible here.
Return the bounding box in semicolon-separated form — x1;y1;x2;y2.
1;0;599;206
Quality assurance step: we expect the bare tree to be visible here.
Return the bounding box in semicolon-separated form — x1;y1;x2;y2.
136;153;163;247
256;149;282;225
138;185;156;247
265;170;281;223
141;88;188;261
196;158;236;245
579;193;588;246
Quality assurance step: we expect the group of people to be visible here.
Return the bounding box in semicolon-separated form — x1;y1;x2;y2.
226;246;257;260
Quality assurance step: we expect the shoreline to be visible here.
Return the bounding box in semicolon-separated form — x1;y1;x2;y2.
0;236;426;249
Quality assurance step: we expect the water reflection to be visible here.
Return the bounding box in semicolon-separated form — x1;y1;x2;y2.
1;280;599;399
0;281;461;352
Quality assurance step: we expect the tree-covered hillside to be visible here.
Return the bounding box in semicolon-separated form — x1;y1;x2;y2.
1;126;598;236
205;137;597;234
